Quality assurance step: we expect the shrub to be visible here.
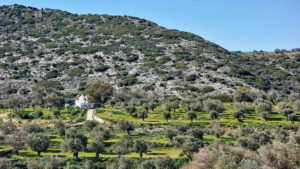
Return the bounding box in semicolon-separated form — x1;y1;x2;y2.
204;99;224;113
27;159;44;169
278;102;294;117
233;88;253;102
180;138;202;160
294;100;300;111
84;83;114;105
94;65;109;72
154;155;175;169
190;128;204;139
164;127;178;141
201;86;215;93
23;123;44;134
0;158;12;169
186;74;197;81
209;110;219;120
68;67;85;77
45;70;59;79
187;111;197;121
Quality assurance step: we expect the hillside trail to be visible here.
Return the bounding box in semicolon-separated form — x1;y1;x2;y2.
86;109;104;123
72;109;104;126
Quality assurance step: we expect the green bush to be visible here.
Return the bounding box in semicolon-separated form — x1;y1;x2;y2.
186;74;197;81
94;65;109;72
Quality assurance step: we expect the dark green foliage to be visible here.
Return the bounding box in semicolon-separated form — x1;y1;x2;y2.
126;55;139;62
45;70;60;79
186;74;197;81
209;110;219;120
201;86;215;94
190;127;204;139
163;111;171;122
84;83;114;105
125;106;136;117
187;111;197;121
287;114;297;123
68;67;85;77
94;65;109;72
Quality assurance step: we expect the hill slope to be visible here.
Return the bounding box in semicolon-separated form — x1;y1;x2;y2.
0;5;299;104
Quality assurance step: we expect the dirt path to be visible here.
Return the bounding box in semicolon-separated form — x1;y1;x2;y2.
86;109;104;123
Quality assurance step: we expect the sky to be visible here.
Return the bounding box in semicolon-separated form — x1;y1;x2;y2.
0;0;299;52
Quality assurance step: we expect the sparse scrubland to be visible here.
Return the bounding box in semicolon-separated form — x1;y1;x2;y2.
0;4;300;169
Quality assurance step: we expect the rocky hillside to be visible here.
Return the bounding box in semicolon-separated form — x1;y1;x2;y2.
0;5;299;103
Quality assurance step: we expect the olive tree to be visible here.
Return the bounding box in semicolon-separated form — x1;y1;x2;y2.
233;102;251;122
44;156;64;169
117;119;134;135
164;127;178;141
54;121;65;137
163;111;171;122
87;136;105;159
26;133;50;156
187;111;197;122
134;140;149;158
84;83;114;107
110;135;133;157
204;99;224;113
278;102;295;121
254;98;273;121
62;127;88;159
125;106;136;117
5;131;25;155
139;160;156;169
0;121;15;135
190;127;204;140
84;120;99;131
154;155;175;169
137;109;148;121
23;123;44;134
91;125;110;140
209;110;219;120
180;139;202;160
